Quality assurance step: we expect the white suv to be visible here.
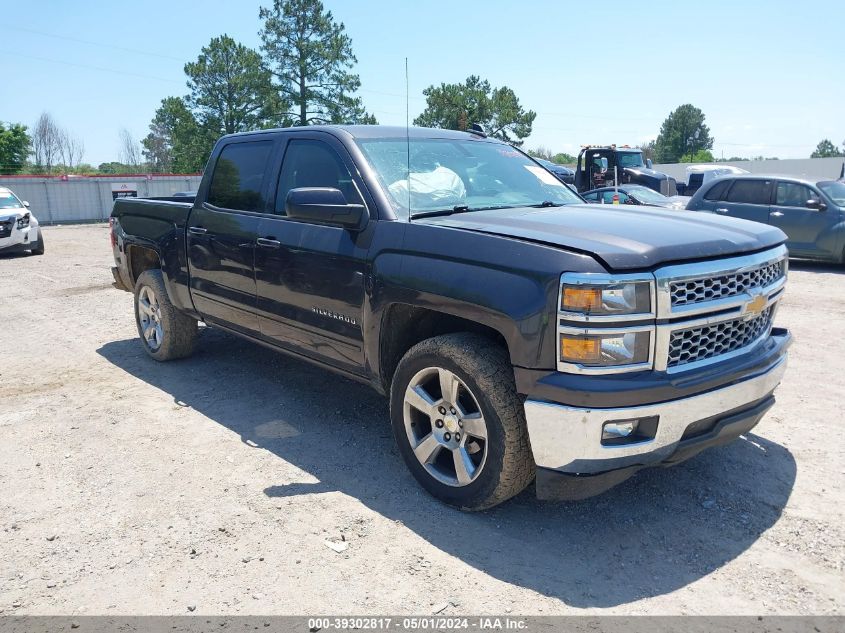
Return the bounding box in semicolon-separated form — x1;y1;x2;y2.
0;187;44;255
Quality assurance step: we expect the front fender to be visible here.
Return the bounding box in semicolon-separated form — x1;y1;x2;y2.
367;222;607;372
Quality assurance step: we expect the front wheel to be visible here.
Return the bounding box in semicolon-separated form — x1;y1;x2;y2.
30;235;44;255
133;269;197;361
389;333;535;510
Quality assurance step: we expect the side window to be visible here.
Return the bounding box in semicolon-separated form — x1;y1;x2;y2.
725;179;771;204
703;179;732;201
275;140;363;215
775;182;814;207
207;141;274;212
582;191;598;202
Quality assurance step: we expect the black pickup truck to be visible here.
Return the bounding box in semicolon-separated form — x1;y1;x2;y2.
110;125;791;510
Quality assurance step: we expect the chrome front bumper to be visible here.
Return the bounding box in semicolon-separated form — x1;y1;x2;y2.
524;354;787;474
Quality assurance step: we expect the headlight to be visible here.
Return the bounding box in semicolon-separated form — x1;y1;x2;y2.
17;213;30;229
560;329;652;367
557;273;656;374
560;280;652;316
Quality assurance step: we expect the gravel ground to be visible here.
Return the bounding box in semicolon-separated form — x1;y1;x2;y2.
0;224;842;616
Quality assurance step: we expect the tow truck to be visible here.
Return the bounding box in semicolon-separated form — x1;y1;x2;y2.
574;145;678;196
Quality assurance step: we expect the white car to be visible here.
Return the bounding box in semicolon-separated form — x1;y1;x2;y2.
0;187;44;255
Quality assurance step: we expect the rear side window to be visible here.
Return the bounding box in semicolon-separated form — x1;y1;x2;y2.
208;141;274;211
725;179;771;204
703;179;731;201
274;139;362;215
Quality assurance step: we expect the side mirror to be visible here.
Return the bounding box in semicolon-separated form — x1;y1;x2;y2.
806;198;827;211
646;159;653;169
285;187;368;230
22;201;30;208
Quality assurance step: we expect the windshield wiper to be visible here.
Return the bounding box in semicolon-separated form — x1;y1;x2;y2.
410;205;472;219
530;200;564;208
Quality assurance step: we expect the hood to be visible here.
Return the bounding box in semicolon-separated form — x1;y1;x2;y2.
415;204;786;270
623;166;670;181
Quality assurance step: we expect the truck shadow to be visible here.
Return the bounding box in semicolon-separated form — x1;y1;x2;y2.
97;329;796;608
788;259;843;274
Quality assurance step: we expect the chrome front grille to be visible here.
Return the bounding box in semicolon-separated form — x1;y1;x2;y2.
669;259;786;308
667;307;774;368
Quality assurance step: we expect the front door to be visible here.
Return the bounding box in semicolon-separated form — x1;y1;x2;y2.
769;181;837;258
187;139;275;334
254;135;372;374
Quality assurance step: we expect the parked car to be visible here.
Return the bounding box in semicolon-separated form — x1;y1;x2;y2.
534;158;575;184
109;125;790;509
0;187;44;256
687;174;845;262
676;164;749;196
582;185;690;210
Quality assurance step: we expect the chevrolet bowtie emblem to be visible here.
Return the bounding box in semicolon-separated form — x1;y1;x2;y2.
745;294;767;318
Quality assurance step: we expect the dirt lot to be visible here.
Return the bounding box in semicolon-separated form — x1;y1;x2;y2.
0;224;842;616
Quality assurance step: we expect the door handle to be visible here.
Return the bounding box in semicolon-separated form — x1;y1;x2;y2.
188;226;208;235
256;237;281;248
715;208;729;214
771;211;784;217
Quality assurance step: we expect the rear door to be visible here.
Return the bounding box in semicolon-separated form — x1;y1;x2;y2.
715;178;773;223
254;133;372;373
187;139;275;334
769;180;837;257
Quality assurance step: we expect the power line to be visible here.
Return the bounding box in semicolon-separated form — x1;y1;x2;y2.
8;25;185;62
0;50;184;84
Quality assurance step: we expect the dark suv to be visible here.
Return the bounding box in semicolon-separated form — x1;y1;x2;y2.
687;175;845;262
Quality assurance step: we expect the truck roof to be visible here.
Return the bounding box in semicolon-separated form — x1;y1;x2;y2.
222;125;502;143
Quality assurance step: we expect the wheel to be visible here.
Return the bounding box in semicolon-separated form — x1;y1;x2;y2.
390;333;534;510
30;235;44;255
133;269;198;361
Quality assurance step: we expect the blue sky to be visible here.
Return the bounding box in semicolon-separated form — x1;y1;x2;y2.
2;0;843;165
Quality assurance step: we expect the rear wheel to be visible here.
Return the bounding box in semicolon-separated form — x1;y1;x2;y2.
390;333;534;510
134;269;197;361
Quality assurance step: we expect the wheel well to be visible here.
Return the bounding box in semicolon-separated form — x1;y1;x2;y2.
379;304;509;393
127;245;162;285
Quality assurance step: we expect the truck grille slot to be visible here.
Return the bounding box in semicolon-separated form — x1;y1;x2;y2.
669;259;785;308
667;307;773;368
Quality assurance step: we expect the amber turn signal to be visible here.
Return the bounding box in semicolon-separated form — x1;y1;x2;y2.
560;336;601;362
562;287;602;312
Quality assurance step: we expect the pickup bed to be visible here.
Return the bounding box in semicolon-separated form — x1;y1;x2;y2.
110;125;791;509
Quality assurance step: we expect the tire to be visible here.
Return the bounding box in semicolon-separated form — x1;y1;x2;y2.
389;333;534;510
133;269;198;361
30;235;45;255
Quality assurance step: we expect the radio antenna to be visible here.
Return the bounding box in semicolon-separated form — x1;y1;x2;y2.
405;57;411;215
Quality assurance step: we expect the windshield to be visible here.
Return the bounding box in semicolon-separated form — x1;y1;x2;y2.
818;181;845;206
356;138;583;216
627;186;667;203
617;152;645;169
0;191;24;210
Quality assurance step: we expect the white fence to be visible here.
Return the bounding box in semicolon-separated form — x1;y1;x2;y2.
0;175;203;224
654;157;845;183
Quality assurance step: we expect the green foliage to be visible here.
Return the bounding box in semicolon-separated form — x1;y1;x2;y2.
679;149;715;163
97;162;145;174
414;75;536;146
0;122;31;174
654;104;714;163
637;140;657;163
185;35;283;135
142;97;215;173
527;147;575;164
259;0;375;125
810;139;844;158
